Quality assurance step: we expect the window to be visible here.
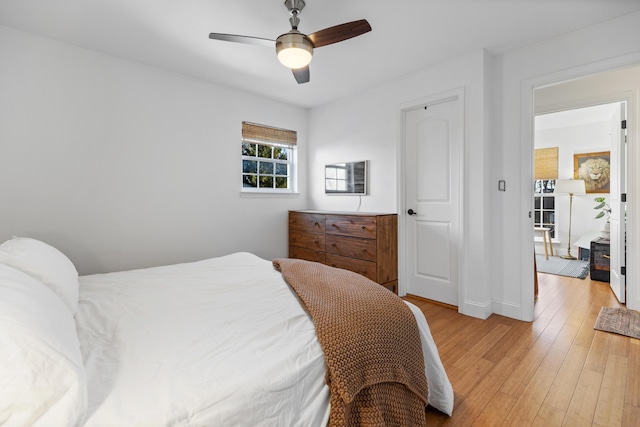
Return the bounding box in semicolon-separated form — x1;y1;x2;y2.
534;179;556;238
241;122;296;192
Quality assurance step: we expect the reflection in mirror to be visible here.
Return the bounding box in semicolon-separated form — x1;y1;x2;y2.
325;161;367;195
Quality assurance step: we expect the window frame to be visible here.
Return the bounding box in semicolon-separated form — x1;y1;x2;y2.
240;122;297;194
533;179;556;240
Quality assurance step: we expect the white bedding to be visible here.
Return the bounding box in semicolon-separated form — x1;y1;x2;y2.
75;252;453;426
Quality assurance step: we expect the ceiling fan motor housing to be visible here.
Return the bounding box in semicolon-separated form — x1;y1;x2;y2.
276;32;313;69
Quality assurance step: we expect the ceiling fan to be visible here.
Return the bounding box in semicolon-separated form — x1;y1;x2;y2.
208;0;371;84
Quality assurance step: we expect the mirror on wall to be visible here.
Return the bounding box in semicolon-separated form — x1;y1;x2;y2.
325;160;368;195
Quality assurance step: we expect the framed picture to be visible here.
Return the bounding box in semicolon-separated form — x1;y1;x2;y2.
573;151;610;193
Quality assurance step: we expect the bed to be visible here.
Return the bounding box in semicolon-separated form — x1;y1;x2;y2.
0;237;453;426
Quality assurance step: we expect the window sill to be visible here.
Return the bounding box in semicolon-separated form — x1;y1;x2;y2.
240;190;301;199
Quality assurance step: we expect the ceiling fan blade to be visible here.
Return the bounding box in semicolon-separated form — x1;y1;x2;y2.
307;19;371;48
292;66;310;84
208;33;274;47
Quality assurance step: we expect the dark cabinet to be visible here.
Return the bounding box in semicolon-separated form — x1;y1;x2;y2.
590;238;610;282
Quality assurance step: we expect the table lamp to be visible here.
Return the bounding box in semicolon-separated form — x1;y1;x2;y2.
554;179;586;260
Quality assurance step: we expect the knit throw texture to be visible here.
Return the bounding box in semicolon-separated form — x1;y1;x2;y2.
273;258;429;426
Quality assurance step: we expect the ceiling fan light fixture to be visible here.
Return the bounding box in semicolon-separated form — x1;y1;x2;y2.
276;33;313;69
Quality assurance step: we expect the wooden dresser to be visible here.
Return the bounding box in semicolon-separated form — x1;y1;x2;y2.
288;210;398;293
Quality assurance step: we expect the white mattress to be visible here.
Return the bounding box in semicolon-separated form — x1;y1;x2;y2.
75;252;453;426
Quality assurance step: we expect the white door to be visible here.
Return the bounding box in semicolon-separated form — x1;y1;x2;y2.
404;98;461;306
609;102;627;302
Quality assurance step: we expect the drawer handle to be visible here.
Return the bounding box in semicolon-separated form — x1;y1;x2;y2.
314;222;319;226
331;243;337;247
603;254;610;259
361;226;366;230
331;224;338;228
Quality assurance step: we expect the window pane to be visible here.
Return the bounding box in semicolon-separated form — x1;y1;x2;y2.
276;177;288;188
243;175;257;188
257;144;272;158
259;162;274;174
273;147;288;160
534;211;540;223
242;143;256;157
275;163;288;176
534;198;541;209
243;160;257;173
543;198;554;209
259;176;274;188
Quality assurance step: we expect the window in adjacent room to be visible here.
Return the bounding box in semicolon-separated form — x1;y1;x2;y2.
533;147;558;238
534;180;556;238
241;122;296;192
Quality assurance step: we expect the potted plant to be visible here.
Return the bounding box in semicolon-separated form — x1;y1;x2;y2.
594;196;611;238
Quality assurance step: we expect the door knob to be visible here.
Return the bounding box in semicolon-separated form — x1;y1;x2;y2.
407;209;417;215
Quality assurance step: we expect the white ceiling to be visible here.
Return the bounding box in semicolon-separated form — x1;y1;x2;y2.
2;0;639;109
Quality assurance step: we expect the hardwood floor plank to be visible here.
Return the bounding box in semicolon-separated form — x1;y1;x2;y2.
538;323;580;373
472;391;517;426
406;273;635;426
502;367;556;425
532;403;566;426
498;336;553;398
584;331;613;374
543;342;590;412
563;369;604;425
593;354;627;427
624;339;640;408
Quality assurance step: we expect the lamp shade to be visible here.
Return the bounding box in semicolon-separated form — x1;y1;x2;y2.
554;179;586;195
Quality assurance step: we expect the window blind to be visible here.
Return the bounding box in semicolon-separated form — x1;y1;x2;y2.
534;147;558;180
242;122;297;146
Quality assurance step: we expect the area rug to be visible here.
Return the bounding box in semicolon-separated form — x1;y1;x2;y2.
594;307;640;340
535;254;589;279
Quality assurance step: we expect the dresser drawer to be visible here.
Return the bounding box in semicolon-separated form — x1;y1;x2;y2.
326;235;376;262
326;254;377;282
289;212;325;233
325;215;377;239
289;246;326;263
289;229;325;251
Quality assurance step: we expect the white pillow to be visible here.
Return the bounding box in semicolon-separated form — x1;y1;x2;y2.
0;263;87;427
0;237;79;315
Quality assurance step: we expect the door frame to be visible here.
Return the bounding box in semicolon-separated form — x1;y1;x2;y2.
534;97;629;297
396;87;466;303
521;57;639;319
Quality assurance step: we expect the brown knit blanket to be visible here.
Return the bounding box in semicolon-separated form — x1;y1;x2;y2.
273;258;429;426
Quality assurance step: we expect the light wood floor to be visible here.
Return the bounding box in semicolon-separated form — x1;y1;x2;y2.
404;271;639;426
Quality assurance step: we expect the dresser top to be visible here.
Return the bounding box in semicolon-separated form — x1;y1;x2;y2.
290;210;397;216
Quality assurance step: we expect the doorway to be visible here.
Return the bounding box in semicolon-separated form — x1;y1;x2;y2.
533;99;628;303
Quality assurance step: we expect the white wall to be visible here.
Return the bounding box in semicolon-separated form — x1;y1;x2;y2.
0;25;309;275
493;11;640;318
535;120;613;256
308;50;493;319
308;12;640;320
